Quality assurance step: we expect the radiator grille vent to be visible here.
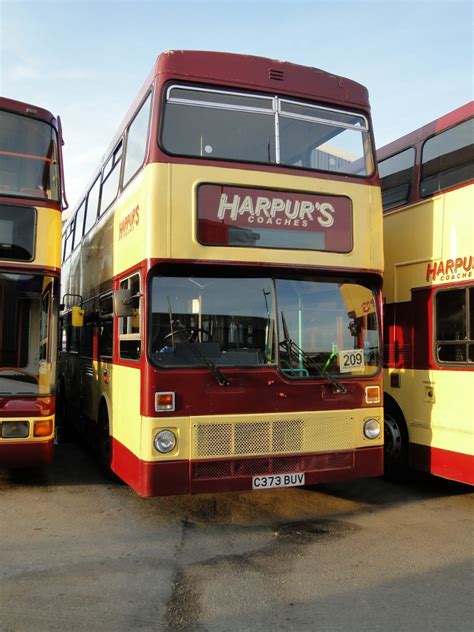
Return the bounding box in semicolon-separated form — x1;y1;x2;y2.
192;416;354;459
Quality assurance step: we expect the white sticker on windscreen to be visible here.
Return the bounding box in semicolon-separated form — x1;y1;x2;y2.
339;349;365;373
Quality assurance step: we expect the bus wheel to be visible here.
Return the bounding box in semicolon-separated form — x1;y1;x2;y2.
384;408;409;479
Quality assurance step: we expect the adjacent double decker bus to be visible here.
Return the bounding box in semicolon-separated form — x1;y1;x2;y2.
379;101;473;484
0;97;65;466
60;50;384;496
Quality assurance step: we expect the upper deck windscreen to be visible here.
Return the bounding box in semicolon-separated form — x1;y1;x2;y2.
161;85;374;177
0;109;60;202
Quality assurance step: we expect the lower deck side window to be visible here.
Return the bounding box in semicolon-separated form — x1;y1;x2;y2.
436;285;473;364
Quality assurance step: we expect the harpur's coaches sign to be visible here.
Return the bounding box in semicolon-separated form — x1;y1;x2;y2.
197;184;353;252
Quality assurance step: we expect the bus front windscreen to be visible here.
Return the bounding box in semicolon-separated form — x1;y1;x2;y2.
149;275;380;377
0;273;58;396
0;109;60;202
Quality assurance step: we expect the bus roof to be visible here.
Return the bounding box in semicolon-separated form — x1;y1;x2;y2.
377;101;474;161
0;96;57;127
152;50;370;108
114;50;372;166
68;50;373;216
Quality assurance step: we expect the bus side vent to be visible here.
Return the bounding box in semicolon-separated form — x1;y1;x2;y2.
269;69;284;81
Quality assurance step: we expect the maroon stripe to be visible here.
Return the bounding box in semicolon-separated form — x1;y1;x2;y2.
112;438;189;496
0;439;53;466
410;443;474;485
385;284;473;371
0;195;62;211
111;437;382;497
0;396;55;417
102;258;383;416
377;102;473;162
0;262;60;274
384;300;414;369
0;96;57;125
148;153;379;187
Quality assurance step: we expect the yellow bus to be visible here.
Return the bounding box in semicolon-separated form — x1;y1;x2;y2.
379;101;473;484
60;51;384;496
0;97;65;466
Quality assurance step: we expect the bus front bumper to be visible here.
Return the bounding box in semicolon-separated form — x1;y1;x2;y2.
0;438;54;467
112;439;383;497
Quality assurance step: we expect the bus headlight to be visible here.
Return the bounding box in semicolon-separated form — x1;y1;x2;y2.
154;429;177;453
1;421;30;438
363;418;381;440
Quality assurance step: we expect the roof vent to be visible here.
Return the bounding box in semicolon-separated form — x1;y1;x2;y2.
269;69;284;81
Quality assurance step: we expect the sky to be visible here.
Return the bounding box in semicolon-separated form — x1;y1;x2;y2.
1;0;472;211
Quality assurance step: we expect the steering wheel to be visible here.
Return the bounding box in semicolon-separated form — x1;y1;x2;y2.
0;367;39;383
162;327;213;343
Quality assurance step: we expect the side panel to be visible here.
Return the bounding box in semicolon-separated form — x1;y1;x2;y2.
384;183;473;483
113;163;383;277
386;369;473;454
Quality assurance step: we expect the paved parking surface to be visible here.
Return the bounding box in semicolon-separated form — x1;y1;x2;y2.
1;443;473;632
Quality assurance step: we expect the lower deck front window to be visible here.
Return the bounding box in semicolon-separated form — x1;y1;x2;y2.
149;273;380;378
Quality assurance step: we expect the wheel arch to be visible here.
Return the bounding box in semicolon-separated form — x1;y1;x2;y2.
384;392;408;431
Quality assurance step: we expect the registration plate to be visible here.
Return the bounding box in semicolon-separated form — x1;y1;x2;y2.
252;472;305;490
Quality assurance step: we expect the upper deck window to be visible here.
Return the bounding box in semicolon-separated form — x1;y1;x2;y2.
379;147;416;211
161;85;373;177
0;109;60;202
123;93;152;187
420;118;474;197
0;204;35;261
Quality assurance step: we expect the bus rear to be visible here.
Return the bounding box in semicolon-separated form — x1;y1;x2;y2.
0;97;64;466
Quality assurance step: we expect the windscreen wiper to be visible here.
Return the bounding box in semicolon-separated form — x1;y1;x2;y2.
169;318;230;387
280;311;347;394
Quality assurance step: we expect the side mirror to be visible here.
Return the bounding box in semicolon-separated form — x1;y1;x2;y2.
113;289;134;317
71;305;84;328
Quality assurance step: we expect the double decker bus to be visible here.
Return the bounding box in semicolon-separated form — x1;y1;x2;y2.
0;97;65;466
60;51;384;496
379;102;473;484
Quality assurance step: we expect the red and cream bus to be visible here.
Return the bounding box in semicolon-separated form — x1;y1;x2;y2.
379;101;473;484
60;50;384;496
0;97;65;466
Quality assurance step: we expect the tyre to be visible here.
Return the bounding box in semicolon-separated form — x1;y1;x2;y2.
384;405;409;480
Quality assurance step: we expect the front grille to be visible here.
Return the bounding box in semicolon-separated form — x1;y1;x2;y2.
192;416;354;460
192;451;354;480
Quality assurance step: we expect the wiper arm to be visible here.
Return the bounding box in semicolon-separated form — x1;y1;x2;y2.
280;312;347;394
171;319;230;387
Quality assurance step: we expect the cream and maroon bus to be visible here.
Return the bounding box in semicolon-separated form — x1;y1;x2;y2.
379;102;473;484
60;51;383;496
0;97;65;466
